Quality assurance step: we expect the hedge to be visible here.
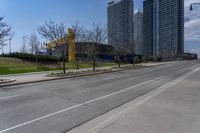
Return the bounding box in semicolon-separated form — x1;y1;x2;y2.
0;53;58;63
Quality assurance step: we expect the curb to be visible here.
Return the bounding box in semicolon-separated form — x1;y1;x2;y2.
0;62;170;88
0;79;16;84
0;68;131;88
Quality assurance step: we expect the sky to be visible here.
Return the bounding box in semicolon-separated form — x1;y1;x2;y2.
0;0;200;56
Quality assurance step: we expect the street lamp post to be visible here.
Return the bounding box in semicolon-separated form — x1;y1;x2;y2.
190;3;200;11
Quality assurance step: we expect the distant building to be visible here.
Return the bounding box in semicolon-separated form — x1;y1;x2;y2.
143;0;184;60
143;0;154;57
183;53;198;60
107;0;134;48
134;10;143;55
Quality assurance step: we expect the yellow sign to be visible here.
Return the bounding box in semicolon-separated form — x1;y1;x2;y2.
67;28;76;62
47;28;76;62
47;38;67;49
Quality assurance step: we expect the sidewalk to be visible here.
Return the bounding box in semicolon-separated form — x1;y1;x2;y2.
67;66;200;133
0;62;172;87
0;68;112;87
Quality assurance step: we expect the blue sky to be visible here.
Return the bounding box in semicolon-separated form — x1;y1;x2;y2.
0;0;200;56
0;0;142;53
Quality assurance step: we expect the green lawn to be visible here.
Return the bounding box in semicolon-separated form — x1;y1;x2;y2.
0;57;60;75
0;57;117;75
66;62;117;69
96;62;118;67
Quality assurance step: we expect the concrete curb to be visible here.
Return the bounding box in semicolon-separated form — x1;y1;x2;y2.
0;68;131;88
0;79;16;84
0;62;171;88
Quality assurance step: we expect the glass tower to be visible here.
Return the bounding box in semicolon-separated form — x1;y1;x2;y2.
107;0;134;48
143;0;184;59
134;10;143;55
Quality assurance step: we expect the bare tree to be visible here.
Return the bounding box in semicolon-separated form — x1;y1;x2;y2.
71;22;86;69
0;43;7;54
20;36;28;53
124;40;136;67
28;33;40;54
40;42;47;53
71;22;85;43
108;34;124;68
86;23;107;71
38;20;68;74
28;33;41;65
8;32;14;54
0;17;11;54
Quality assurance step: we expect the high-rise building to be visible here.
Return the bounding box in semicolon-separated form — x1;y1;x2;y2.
134;10;143;55
143;0;154;57
143;0;184;59
107;0;134;49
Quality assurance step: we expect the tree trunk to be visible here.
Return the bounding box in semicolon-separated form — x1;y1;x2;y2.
62;57;66;74
93;56;96;71
57;57;60;69
35;54;38;65
62;47;67;74
132;54;135;67
92;50;96;71
118;55;121;68
76;52;79;70
76;58;79;70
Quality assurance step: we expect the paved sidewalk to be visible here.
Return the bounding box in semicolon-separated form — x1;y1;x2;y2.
68;66;200;133
0;62;172;86
138;62;173;67
0;68;111;87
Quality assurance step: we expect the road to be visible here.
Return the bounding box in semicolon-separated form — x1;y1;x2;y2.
0;60;199;133
0;62;169;85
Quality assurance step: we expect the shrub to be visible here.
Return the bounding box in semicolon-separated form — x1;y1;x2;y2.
1;53;58;63
153;56;162;62
141;57;149;63
149;56;154;61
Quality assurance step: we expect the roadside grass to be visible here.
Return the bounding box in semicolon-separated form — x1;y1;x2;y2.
0;57;59;75
0;57;118;75
66;62;92;69
66;62;117;69
96;62;117;67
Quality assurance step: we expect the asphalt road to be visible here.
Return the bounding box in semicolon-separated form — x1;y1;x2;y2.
0;60;199;133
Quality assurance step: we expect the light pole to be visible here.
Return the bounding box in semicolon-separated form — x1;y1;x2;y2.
190;3;200;11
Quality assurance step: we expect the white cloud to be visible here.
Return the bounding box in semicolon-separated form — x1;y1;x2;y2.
190;48;200;53
185;18;200;41
190;49;200;58
185;0;200;7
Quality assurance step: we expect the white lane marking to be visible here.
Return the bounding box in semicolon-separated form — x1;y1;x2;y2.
0;77;160;133
87;67;200;133
0;95;22;101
